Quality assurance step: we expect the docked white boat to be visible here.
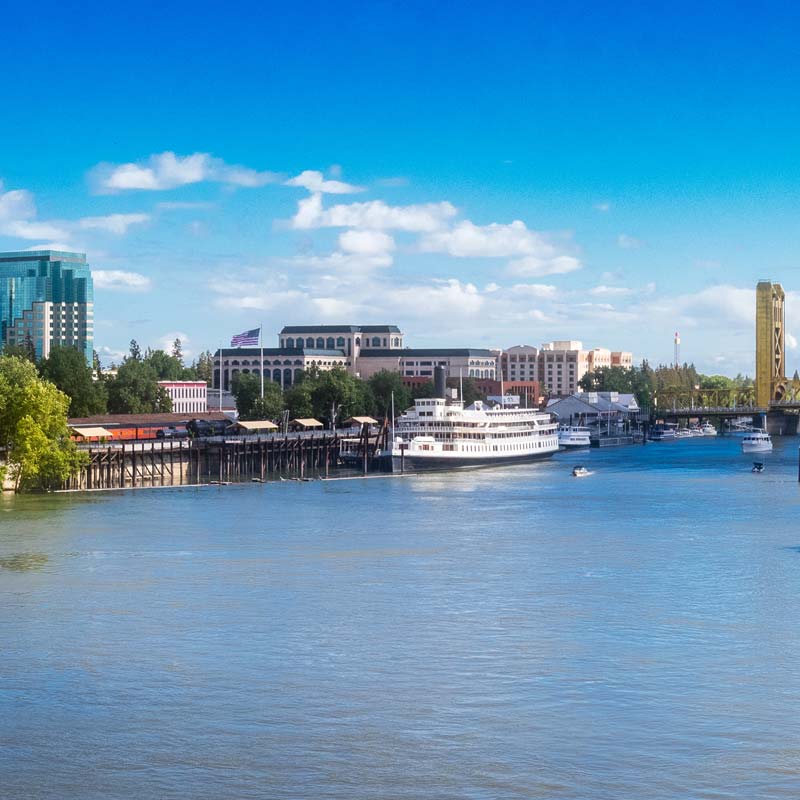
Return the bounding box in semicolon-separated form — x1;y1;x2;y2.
558;425;592;448
649;425;678;441
700;422;717;436
377;393;559;473
741;431;772;453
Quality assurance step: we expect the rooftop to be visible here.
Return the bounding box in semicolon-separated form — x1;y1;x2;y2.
215;347;346;357
280;324;401;334
0;250;87;263
362;348;496;358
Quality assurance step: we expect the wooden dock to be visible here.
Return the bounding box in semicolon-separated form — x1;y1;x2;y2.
63;427;388;491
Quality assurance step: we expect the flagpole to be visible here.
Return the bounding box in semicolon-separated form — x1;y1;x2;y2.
260;322;264;400
219;341;223;412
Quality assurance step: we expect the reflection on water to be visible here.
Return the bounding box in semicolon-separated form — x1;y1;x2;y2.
1;436;800;799
0;552;48;571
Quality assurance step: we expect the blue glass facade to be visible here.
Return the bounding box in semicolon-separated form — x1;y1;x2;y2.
0;250;94;362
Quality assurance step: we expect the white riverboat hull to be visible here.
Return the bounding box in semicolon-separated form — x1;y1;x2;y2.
378;448;558;473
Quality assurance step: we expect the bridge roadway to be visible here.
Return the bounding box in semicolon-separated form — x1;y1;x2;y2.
658;405;767;418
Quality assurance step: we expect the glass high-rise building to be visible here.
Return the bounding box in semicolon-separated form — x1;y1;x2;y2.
0;250;94;363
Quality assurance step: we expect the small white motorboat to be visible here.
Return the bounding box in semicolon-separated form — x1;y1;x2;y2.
558;425;592;448
700;422;717;436
742;431;772;453
572;465;590;477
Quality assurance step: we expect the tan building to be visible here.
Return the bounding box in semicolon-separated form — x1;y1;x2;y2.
527;341;635;398
500;345;539;383
279;325;403;377
358;348;497;381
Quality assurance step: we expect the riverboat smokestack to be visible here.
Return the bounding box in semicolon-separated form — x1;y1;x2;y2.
434;366;447;398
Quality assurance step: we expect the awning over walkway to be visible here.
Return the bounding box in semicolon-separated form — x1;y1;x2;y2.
230;420;279;432
346;416;379;426
70;426;113;439
290;418;324;429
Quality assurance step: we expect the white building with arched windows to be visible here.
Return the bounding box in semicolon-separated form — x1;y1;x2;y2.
213;346;351;391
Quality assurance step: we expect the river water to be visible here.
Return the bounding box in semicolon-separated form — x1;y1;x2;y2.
2;436;800;799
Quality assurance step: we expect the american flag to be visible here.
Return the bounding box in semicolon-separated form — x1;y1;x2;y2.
231;327;260;347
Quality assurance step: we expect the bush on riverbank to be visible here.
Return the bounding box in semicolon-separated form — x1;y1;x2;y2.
0;356;88;492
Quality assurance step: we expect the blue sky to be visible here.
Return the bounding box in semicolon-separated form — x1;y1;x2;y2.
2;1;800;373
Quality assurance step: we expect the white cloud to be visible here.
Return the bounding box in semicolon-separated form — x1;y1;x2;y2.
787;333;798;351
290;193;457;231
617;233;642;249
285;170;364;194
0;180;151;242
589;285;634;296
506;255;581;278
93;270;152;291
3;220;71;240
510;283;557;298
420;219;582;278
24;242;73;252
91;151;279;193
311;297;359;317
386;279;484;317
78;213;150;235
289;250;393;272
158;331;191;357
0;185;35;222
156;201;216;211
594;201;611;212
0;184;70;240
421;220;550;258
338;229;395;256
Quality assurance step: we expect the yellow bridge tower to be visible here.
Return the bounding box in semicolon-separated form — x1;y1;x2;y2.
755;280;785;407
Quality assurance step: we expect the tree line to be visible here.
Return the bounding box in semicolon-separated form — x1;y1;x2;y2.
577;361;754;407
5;338;215;417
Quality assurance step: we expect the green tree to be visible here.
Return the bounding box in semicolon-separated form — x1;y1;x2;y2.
144;349;186;380
247;384;284;421
284;379;314;419
107;359;173;414
3;342;36;362
310;367;372;426
284;366;372;426
128;339;142;361
231;372;263;419
171;338;183;361
39;346;107;417
367;370;411;417
189;350;215;384
0;356;87;491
